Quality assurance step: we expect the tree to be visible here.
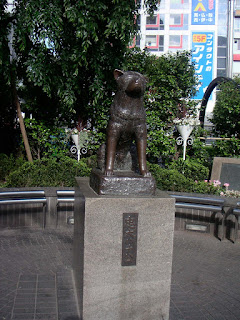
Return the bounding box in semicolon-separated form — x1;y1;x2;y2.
0;0;14;134
1;0;159;156
1;1;32;160
211;77;240;137
2;0;200;164
11;0;159;123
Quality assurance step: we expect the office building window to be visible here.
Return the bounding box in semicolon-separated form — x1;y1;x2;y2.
145;35;164;52
170;14;181;25
234;39;240;51
146;14;164;30
146;35;157;47
169;35;188;51
217;47;227;56
217;0;228;77
170;0;189;9
234;17;240;32
159;35;164;51
217;58;226;68
169;14;188;30
169;35;182;47
218;0;228;37
217;36;227;77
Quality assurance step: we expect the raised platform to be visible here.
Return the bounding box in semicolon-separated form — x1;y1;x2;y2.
73;178;175;320
89;168;156;196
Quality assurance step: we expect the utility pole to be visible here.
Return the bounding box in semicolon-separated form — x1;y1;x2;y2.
228;0;234;78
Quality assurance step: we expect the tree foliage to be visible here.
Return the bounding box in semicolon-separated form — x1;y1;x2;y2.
0;0;11;84
0;1;19;153
24;118;69;160
211;77;240;137
2;0;158;125
1;0;199;163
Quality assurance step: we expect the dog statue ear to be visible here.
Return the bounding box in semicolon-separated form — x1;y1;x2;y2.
114;69;124;80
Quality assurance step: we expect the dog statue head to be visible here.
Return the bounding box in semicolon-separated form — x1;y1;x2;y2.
114;69;147;97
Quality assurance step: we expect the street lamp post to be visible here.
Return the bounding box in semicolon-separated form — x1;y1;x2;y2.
176;125;194;161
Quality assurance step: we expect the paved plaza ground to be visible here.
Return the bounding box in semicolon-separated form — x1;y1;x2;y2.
0;227;240;320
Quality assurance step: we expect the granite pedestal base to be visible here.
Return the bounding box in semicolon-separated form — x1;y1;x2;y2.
90;168;156;196
73;178;175;320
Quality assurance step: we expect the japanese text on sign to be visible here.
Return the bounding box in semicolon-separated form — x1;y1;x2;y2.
122;213;138;266
192;32;214;100
191;0;215;25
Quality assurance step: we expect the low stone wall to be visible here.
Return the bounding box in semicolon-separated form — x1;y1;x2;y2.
174;207;215;233
0;187;74;229
0;188;239;232
168;191;240;235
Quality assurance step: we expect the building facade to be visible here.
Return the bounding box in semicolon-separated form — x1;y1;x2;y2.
134;0;240;125
233;0;240;74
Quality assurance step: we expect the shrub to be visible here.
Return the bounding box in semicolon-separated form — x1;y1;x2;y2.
210;137;240;158
5;156;93;187
0;154;26;181
211;76;240;137
24;118;69;160
191;180;223;195
0;154;14;181
148;163;221;195
167;158;209;181
148;163;192;192
187;127;213;169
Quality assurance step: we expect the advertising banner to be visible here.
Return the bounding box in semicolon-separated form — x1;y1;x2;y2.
191;32;214;100
192;0;215;25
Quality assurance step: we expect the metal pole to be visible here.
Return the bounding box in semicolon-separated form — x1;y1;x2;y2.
228;0;234;77
183;140;187;160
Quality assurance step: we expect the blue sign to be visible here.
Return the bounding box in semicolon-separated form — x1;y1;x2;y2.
191;32;214;100
192;0;215;25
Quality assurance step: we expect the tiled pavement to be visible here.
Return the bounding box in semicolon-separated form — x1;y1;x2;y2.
170;231;240;320
1;228;240;320
0;228;78;320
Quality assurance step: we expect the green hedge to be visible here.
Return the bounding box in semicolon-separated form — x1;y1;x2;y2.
5;156;93;187
0;154;25;181
167;158;209;181
148;163;220;195
1;154;222;195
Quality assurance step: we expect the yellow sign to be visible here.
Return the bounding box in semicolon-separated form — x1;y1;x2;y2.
194;1;206;11
192;34;207;43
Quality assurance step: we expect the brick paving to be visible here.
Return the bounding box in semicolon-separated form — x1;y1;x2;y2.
170;231;240;320
0;228;240;320
0;228;78;320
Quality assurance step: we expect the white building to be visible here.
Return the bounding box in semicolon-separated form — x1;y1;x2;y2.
133;0;240;125
233;0;240;75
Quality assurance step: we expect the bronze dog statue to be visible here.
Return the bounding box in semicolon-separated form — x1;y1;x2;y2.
104;69;151;177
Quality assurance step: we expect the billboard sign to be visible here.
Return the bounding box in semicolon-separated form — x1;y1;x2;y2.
192;0;215;25
192;32;214;100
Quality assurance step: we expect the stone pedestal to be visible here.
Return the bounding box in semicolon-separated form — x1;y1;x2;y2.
73;177;175;320
90;168;156;196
